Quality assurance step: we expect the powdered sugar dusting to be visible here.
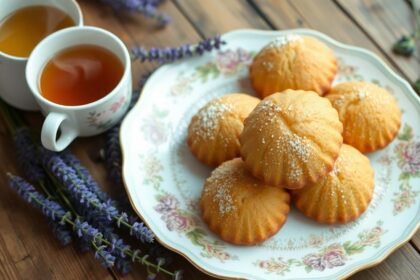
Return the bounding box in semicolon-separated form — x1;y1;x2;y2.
253;99;313;181
357;87;369;100
262;61;274;71
205;164;238;216
192;101;233;140
257;99;282;117
286;134;311;163
272;132;312;181
266;35;303;49
213;186;235;215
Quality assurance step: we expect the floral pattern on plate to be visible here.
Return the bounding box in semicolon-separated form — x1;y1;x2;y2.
121;29;420;280
142;154;238;262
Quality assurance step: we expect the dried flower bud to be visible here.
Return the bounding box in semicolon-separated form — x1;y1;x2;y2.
392;35;416;56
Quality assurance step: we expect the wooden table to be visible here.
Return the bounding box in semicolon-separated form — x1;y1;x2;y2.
0;0;419;279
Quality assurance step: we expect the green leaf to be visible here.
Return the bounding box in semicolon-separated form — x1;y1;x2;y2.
399;172;411;180
195;63;220;82
305;265;312;273
371;79;381;85
186;230;204;247
345;244;364;255
194;227;207;236
397;124;413;141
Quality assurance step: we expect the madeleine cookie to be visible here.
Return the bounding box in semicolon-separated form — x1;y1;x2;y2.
326;81;401;153
292;144;375;224
250;35;337;98
240;90;343;188
200;158;290;245
188;94;260;166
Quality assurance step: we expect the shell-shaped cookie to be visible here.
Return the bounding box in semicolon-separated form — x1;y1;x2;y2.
240;90;343;188
250;35;337;98
200;158;290;245
291;144;375;224
326;81;401;153
188;93;260;166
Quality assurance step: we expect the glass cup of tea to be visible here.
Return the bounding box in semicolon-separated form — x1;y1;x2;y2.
26;26;132;151
0;0;83;111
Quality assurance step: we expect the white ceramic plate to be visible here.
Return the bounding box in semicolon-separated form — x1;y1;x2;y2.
120;29;420;280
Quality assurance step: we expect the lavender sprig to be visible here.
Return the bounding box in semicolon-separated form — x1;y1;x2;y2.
101;0;170;26
104;126;123;185
103;77;145;186
94;245;117;268
40;150;154;243
49;220;72;246
14;127;45;181
8;174;72;245
8;174;176;277
132;35;226;63
61;151;111;203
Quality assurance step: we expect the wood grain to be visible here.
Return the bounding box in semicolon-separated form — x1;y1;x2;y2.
0;135;112;280
411;231;420;251
336;0;419;83
174;0;269;34
251;0;414;80
351;242;420;280
0;0;418;279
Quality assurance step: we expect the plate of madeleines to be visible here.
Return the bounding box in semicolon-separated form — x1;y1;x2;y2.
120;29;420;279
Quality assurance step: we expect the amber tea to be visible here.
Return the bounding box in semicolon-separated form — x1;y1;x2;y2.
0;5;74;57
40;45;124;106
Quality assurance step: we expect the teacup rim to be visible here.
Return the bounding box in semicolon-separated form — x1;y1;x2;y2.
26;25;131;111
0;0;84;61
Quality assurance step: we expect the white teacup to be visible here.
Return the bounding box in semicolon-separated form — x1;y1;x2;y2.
26;26;132;152
0;0;83;111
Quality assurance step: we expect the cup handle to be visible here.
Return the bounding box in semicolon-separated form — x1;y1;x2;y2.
41;112;77;152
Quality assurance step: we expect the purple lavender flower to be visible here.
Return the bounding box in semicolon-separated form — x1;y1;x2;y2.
132;36;226;63
13;128;45;181
95;245;116;268
41;150;155;243
131;222;154;243
104;125;123;185
49;221;72;246
62;151;111;203
104;76;147;186
9;175;67;219
111;238;132;274
101;0;170;26
41;151;102;207
116;257;132;274
8;174;72;245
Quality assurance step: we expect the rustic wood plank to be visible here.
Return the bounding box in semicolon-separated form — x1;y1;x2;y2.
0;134;113;280
410;231;420;251
351;242;420;280
251;0;416;83
335;0;419;83
1;1;418;279
112;0;204;90
174;0;269;35
77;1;214;279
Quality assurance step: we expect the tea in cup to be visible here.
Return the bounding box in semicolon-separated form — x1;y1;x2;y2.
0;0;83;111
26;26;132;151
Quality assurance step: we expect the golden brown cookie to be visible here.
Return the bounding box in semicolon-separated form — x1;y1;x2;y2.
291;144;375;224
240;90;343;189
188;94;260;166
250;35;337;98
200;158;290;245
326;81;401;153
